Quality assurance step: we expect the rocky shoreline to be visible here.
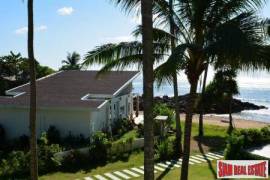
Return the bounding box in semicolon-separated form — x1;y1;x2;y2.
133;94;267;114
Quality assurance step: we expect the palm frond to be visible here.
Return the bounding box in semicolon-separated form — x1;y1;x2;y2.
154;0;191;43
83;41;142;67
154;43;189;87
133;25;177;44
206;12;270;70
110;0;141;14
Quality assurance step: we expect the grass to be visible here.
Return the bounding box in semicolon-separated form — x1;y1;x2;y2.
40;151;143;180
114;130;138;144
40;122;229;180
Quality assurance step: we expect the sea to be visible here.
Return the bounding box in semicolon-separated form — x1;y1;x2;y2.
132;70;270;123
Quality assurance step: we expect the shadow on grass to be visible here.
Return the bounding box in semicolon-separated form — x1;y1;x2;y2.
194;135;226;152
156;166;174;180
196;136;223;179
55;150;139;174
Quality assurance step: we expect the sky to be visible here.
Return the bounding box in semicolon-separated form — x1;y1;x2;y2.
0;0;270;87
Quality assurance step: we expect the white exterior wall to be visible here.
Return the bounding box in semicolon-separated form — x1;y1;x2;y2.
0;107;91;139
90;104;108;135
0;82;135;139
109;93;133;123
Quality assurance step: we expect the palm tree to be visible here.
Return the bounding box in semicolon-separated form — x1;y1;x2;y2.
160;1;270;179
198;63;209;137
205;68;239;134
27;0;38;179
84;0;184;157
60;52;81;70
141;0;155;178
169;0;182;156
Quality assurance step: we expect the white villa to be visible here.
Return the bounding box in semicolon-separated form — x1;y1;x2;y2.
0;70;139;139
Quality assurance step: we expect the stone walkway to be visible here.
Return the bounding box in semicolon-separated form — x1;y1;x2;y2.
77;152;224;180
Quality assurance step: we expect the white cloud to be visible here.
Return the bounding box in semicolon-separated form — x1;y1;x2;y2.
15;25;48;35
101;36;135;43
57;7;74;16
36;25;47;31
15;27;28;34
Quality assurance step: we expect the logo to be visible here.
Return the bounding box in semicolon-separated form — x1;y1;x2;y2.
217;160;268;179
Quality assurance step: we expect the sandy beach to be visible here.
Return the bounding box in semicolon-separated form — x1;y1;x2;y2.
180;114;269;129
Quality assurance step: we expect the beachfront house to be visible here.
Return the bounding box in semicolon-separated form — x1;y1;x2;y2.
0;70;139;139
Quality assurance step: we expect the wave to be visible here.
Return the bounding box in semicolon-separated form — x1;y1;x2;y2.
235;97;270;104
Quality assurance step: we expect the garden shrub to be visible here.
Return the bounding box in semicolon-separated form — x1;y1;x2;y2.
224;133;245;160
39;132;49;146
0;151;30;178
225;126;270;160
61;150;89;171
155;138;174;161
47;126;61;144
112;118;134;138
89;131;111;163
153;103;174;125
38;143;62;174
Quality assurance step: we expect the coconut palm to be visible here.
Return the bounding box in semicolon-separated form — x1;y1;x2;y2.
169;0;183;156
27;0;38;179
163;1;270;179
60;52;81;70
84;0;184;157
84;1;270;179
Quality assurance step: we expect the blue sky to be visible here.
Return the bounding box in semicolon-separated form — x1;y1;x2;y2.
0;0;270;71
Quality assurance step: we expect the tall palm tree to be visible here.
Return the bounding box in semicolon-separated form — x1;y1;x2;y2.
60;52;81;70
84;0;184;157
160;1;270;179
204;68;239;134
169;0;182;156
198;63;209;137
27;0;38;179
141;0;155;178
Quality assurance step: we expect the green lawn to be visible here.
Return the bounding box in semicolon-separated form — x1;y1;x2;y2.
40;123;228;180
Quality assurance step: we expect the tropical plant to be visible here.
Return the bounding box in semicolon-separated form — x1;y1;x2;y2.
158;1;270;179
27;0;38;179
83;0;183;158
155;138;174;161
204;67;239;133
0;52;54;95
60;52;81;70
89;132;111;163
84;0;270;179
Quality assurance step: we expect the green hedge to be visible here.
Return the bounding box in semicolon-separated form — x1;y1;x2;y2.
224;126;270;160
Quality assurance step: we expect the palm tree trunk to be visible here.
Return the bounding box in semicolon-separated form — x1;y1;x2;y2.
198;63;209;137
169;0;182;157
228;96;233;134
141;0;154;179
28;0;38;179
181;80;198;180
173;73;183;156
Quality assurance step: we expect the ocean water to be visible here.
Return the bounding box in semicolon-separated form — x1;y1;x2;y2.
132;73;270;123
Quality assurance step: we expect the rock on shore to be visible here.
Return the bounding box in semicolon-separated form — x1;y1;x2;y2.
133;94;267;114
